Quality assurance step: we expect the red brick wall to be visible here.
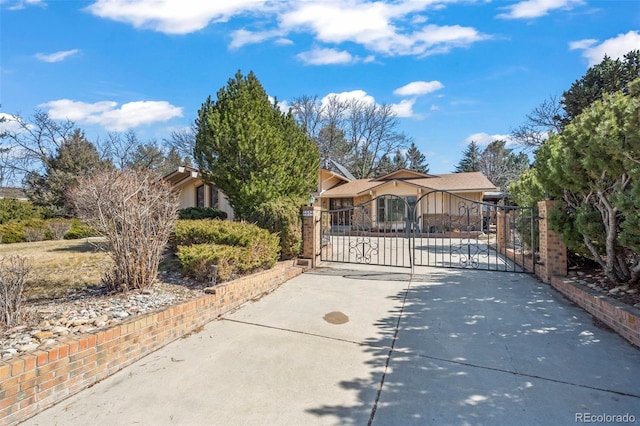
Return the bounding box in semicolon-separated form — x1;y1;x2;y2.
0;262;304;426
550;276;640;348
537;200;567;283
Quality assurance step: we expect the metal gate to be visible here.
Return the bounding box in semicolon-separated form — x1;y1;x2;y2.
319;192;535;273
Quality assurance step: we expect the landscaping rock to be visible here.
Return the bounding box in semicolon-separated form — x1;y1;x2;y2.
0;273;204;360
33;331;54;340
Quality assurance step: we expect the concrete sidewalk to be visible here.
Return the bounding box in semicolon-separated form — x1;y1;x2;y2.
24;264;640;425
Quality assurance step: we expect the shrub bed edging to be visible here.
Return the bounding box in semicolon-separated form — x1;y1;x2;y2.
550;275;640;348
0;261;305;425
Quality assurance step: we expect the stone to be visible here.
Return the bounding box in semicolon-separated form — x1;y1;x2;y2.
51;326;68;334
72;319;89;326
93;315;109;325
78;325;94;334
17;343;39;352
115;311;129;318
204;287;217;294
2;348;18;358
33;331;54;340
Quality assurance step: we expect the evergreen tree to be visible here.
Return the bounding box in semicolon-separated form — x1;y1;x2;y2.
405;142;429;173
25;129;108;216
562;50;640;123
194;71;320;220
532;81;640;284
454;141;481;172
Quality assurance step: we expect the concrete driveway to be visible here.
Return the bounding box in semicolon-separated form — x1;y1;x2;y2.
25;264;640;425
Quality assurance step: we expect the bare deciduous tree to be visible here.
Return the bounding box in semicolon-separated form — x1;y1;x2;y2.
0;111;77;184
511;95;565;150
165;126;197;163
68;169;180;292
291;95;410;178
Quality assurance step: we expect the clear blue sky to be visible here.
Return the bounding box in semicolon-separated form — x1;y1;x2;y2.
1;0;639;175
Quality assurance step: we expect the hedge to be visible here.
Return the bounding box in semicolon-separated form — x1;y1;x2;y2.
178;207;228;220
174;220;279;283
0;218;97;244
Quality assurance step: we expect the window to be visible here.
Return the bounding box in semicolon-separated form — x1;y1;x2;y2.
196;185;205;208
330;198;354;210
330;198;354;225
377;197;405;222
210;186;219;209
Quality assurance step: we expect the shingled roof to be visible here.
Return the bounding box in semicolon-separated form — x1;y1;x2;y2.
0;187;27;200
319;170;497;197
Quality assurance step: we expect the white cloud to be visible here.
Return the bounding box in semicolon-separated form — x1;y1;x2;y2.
320;90;376;109
394;80;444;96
230;28;284;49
1;0;45;11
86;0;488;59
497;0;584;19
464;132;516;146
267;96;290;113
0;113;29;134
281;2;488;57
570;31;640;66
35;49;80;63
297;47;355;65
568;39;597;50
39;99;183;131
390;98;416;118
85;0;267;34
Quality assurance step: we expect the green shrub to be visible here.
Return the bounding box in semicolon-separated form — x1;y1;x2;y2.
174;220;279;282
173;219;276;248
0;219;49;244
177;243;243;282
247;199;302;260
178;207;228;220
64;219;98;240
0;198;45;224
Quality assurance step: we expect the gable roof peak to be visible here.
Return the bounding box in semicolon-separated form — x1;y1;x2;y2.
374;168;436;181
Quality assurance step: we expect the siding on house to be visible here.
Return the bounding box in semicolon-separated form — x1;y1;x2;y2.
163;167;235;220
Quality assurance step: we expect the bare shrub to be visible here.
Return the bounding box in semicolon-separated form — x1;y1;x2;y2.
68;169;180;292
24;227;45;242
0;255;31;327
48;220;72;240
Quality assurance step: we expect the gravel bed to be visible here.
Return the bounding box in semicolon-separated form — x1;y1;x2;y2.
0;271;205;360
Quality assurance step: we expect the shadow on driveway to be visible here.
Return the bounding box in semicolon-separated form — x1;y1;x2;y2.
307;267;640;426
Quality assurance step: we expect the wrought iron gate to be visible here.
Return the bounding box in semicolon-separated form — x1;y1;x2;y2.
319;192;535;273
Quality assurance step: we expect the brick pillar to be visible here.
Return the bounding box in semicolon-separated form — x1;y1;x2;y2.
301;206;322;267
496;211;511;255
537;200;567;283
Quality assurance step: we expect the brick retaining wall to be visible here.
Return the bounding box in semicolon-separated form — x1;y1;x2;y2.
550;276;640;348
0;262;304;426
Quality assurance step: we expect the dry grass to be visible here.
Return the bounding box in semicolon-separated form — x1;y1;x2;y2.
0;238;113;300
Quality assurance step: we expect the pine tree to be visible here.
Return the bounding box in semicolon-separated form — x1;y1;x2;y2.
454;141;481;172
405;142;429;173
25;129;107;216
194;71;320;220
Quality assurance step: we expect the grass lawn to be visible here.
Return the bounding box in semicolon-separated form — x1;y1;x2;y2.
0;238;113;300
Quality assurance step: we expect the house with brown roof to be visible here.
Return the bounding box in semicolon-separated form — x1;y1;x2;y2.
163;166;235;220
165;165;498;231
315;168;498;232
